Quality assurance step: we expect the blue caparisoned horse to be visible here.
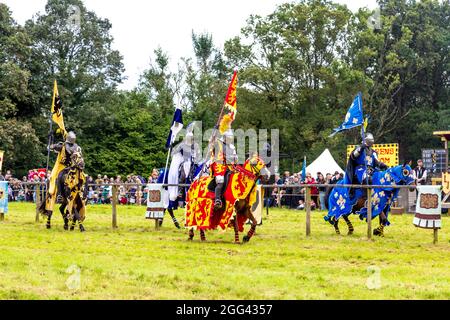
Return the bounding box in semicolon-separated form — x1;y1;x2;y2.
324;164;415;236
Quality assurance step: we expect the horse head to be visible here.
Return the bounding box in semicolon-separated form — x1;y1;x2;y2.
244;154;271;183
70;152;85;171
387;164;415;186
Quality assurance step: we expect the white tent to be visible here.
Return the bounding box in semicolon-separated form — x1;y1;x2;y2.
305;149;344;176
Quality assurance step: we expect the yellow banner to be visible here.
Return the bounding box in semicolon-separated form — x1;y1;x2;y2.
51;80;66;135
347;143;399;167
0;150;4;173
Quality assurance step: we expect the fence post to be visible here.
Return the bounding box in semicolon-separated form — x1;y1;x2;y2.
306;186;311;237
277;188;282;208
112;185;118;229
35;185;41;223
367;187;372;240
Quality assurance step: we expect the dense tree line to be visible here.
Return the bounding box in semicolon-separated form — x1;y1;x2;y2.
0;0;448;177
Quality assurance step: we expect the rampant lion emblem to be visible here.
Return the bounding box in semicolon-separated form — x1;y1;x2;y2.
53;95;63;117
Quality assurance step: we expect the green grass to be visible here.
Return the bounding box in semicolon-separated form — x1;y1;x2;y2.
0;202;449;300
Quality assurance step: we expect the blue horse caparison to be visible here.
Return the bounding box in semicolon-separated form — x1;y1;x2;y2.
324;165;415;236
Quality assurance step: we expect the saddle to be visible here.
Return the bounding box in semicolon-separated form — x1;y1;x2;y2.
207;169;232;196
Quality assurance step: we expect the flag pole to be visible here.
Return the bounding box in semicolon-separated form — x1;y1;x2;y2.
162;147;171;186
360;92;370;187
45;117;53;176
45;80;57;181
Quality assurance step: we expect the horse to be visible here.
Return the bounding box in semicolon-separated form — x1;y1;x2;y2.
156;161;200;229
324;164;415;237
45;151;88;232
185;154;270;243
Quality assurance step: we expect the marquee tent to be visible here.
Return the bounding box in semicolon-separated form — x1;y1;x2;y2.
305;149;344;176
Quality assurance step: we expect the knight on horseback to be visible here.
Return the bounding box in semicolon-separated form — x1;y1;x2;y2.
211;129;238;210
50;131;83;176
163;131;201;228
346;133;387;187
40;131;87;231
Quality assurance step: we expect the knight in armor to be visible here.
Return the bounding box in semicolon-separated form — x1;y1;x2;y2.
170;132;201;184
211;129;238;210
345;133;387;186
50;131;83;167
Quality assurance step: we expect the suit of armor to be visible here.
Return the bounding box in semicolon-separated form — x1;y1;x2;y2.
346;133;387;185
211;130;238;209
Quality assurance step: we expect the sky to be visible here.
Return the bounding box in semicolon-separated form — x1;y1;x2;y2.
1;0;377;90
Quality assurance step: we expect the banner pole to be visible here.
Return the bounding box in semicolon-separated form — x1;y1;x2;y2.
45;116;53;177
162;147;172;186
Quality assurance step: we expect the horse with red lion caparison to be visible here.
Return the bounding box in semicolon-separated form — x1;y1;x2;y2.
184;153;270;244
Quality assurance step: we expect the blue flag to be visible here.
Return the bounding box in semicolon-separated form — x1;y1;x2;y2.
0;181;8;214
301;156;307;182
165;106;183;149
330;92;364;137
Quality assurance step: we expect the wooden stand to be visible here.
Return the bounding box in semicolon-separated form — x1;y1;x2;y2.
433;228;438;244
0;212;4;221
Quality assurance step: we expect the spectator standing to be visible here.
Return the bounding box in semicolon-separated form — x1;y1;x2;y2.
305;173;319;207
413;159;427;186
317;172;327;210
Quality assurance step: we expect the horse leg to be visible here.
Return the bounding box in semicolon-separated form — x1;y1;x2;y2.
343;214;354;235
200;229;206;242
168;208;181;229
188;228;194;241
243;210;257;243
233;217;240;244
79;222;85;232
60;203;69;230
70;214;76;231
373;213;386;237
46;212;52;229
333;217;340;235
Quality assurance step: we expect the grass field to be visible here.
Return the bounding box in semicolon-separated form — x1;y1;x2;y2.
0;202;449;300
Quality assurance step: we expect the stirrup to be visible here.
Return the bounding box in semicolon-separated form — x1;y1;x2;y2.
214;199;223;209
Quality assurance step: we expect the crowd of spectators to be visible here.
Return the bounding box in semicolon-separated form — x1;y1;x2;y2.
265;170;344;211
0;168;163;206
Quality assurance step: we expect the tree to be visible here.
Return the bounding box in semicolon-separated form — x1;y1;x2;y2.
24;0;124;129
0;4;44;176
